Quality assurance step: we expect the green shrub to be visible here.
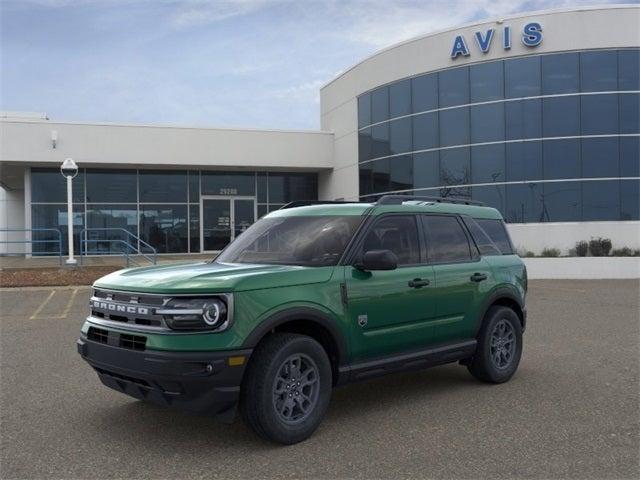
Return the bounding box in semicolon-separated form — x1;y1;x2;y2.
575;241;589;257
517;249;535;257
589;237;612;256
611;247;639;257
541;247;561;257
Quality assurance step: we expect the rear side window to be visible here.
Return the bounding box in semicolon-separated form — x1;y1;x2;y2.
361;215;421;265
476;218;514;254
462;217;502;256
422;215;472;263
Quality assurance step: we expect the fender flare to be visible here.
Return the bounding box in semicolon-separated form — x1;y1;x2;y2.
474;287;525;336
242;307;349;366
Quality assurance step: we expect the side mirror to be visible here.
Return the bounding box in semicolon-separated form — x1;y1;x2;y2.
356;249;398;271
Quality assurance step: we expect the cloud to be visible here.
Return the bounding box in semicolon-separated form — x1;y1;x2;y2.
169;0;285;29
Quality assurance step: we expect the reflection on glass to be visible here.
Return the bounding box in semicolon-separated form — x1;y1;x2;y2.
505;183;543;223
413;152;439;189
358;94;371;128
371;86;389;123
581;94;619;135
505;99;541;140
505;56;540;98
202;199;231;251
86;170;136;203
470;103;505;143
412;112;438;151
471;144;505;184
621;180;640;220
412;73;438;113
543;139;580;180
542;182;581;222
31;169;85;203
86;205;137;254
439;67;469;107
541;53;579;94
390;155;413;192
202;172;255;196
583;180;620;221
543;96;580;137
439;108;469;147
470;61;504;102
440;148;470;186
620;92;640;134
189;204;199;253
582;138;619;178
31;204;84;255
389;117;412;155
371;123;390;158
581;50;618;92
139;205;188;253
234;199;255;240
389;79;411;118
139;170;187;203
359;128;373;162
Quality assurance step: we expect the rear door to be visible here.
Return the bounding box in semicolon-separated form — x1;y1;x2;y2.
344;214;437;361
420;214;492;344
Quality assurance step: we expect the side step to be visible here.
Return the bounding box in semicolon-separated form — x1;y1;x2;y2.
338;340;477;384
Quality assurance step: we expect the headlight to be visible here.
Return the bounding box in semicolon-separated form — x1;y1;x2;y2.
157;297;230;331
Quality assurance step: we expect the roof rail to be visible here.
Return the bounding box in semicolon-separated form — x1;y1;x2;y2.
279;200;365;210
376;195;485;206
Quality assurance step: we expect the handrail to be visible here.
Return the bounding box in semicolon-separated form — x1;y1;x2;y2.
0;228;63;265
79;228;157;266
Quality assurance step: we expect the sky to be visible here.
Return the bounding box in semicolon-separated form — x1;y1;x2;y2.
0;0;630;130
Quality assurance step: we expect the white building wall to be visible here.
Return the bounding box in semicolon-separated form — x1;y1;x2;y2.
0;186;26;254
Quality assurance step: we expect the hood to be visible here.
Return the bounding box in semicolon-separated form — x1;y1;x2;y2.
93;261;335;294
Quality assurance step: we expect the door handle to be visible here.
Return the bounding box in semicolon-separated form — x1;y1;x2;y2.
470;272;488;282
408;278;430;288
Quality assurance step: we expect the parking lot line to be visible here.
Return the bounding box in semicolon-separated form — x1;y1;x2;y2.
29;289;56;320
54;288;79;319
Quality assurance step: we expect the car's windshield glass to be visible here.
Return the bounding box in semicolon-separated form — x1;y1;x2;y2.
216;215;363;266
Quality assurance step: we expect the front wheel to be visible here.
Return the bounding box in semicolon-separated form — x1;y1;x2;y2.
240;333;332;444
467;306;523;383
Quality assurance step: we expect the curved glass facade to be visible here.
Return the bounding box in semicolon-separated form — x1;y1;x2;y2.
357;49;640;222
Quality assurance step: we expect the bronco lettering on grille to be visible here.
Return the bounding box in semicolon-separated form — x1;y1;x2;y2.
91;300;149;315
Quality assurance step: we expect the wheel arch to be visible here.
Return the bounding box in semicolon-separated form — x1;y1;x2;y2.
475;287;526;336
242;307;348;385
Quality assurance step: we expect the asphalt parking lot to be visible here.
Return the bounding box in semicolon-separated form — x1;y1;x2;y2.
1;280;638;479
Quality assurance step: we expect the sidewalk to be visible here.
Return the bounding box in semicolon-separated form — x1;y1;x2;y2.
0;253;213;269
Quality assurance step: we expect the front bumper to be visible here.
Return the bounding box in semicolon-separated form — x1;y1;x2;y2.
77;335;252;420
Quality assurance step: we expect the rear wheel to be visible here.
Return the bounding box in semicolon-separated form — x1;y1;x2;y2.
240;333;332;444
467;306;523;383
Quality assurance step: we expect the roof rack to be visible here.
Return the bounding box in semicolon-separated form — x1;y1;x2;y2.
376;195;485;206
279;200;365;210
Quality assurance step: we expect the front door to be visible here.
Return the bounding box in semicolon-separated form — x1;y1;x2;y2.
344;215;437;362
201;196;255;252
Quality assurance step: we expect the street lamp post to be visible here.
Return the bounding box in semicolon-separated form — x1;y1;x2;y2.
60;158;78;265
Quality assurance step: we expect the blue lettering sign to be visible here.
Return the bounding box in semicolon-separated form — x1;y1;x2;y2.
474;29;495;53
503;26;511;50
450;35;470;59
522;22;543;47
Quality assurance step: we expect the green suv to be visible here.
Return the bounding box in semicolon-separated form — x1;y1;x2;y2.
77;196;527;444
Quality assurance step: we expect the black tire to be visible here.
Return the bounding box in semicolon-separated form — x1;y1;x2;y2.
467;306;523;383
240;333;332;444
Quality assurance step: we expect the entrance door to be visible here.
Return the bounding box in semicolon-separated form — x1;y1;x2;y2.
201;196;255;252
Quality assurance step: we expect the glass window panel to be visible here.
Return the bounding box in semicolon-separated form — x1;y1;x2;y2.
371;123;390;158
621;179;640;220
85;205;137;254
582;180;620;221
542;96;580;137
439;67;469;107
412;112;438;151
188;171;200;202
440;185;471;200
440;147;470;186
581;51;618;92
371;86;389;123
31;168;85;203
86;169;136;203
470;103;505;143
31;204;84;256
389;117;412;155
267;173;317;203
413;152;440;189
423;215;471;263
471;144;505;184
364;216;420;265
201;172;255;196
189;204;200;253
505;183;543;223
372;158;390;193
462;216;502;256
139;170;187;203
257;204;268;219
619;49;640;91
470;61;504;102
541;52;579;94
359;163;373;197
139;205;188;253
505;56;541;98
505;99;542;140
582;138;619;178
620;137;640;178
358;93;371;128
506;142;543;182
581;94;619;135
620;93;640;135
268;204;285;213
257;173;267;203
358;128;373;162
439;107;469;147
542;182;581;222
390;155;413;192
412;73;438;113
389;79;411;118
476;218;513;254
472;185;505;214
543;139;580;180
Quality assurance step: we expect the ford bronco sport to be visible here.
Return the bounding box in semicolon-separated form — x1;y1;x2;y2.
78;195;527;444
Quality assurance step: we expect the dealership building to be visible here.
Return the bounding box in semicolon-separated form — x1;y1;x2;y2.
1;5;638;257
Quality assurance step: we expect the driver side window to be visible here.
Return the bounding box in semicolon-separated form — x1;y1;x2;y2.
360;216;420;265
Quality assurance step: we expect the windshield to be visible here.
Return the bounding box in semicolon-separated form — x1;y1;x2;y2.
216;215;363;266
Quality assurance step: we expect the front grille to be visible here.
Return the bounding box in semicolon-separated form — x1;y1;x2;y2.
87;326;108;344
90;288;167;330
94;367;150;387
120;333;146;351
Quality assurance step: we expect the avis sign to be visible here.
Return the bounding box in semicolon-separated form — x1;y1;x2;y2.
450;22;543;59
